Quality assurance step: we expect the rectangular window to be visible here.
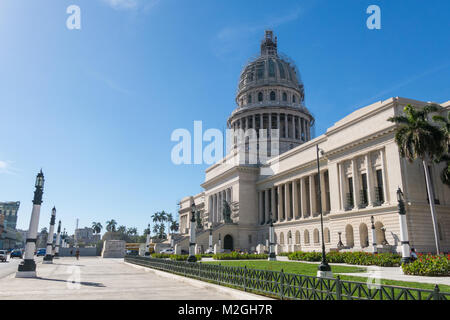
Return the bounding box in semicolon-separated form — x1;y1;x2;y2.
375;169;384;204
425;165;440;204
346;177;354;210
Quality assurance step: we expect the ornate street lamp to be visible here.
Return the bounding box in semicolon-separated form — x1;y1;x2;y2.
316;145;332;278
16;170;45;278
268;214;276;261
187;202;197;262
371;216;377;254
54;221;61;259
397;187;411;264
43;207;57;264
145;223;151;256
208;228;213;252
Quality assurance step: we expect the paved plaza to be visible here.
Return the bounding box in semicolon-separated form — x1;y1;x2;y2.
0;257;266;300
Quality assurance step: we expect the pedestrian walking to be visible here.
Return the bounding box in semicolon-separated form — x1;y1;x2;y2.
75;248;80;260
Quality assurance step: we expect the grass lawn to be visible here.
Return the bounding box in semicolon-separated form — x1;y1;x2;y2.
202;260;450;293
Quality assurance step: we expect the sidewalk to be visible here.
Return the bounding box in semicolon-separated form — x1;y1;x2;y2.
275;255;450;286
0;257;266;300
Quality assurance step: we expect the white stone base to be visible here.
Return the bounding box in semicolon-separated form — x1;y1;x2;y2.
15;271;37;278
42;261;53;264
268;257;276;261
317;270;334;279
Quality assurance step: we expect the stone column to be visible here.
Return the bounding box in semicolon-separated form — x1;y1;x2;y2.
43;207;56;264
292;116;296;140
271;187;276;221
320;171;327;212
277;185;283;222
264;189;270;224
365;154;374;206
300;177;307;218
380;149;389;203
259;191;264;224
284;114;288;138
277;113;280;136
339;162;346;211
351;158;360;209
293;180;299;219
285;182;291;220
309;175;316;216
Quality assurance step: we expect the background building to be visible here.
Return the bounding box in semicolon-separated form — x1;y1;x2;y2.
75;227;101;246
0;201;20;249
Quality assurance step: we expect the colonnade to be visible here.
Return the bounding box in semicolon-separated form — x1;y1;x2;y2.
258;171;330;224
208;188;232;224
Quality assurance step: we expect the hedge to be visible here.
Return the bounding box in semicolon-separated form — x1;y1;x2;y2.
151;253;202;261
288;251;402;267
213;252;268;260
402;254;450;276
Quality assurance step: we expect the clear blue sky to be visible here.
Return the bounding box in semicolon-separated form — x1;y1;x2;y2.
1;0;449;235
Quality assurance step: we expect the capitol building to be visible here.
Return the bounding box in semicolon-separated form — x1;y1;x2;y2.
175;31;450;254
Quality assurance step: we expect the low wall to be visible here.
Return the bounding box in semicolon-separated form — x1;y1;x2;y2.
59;247;98;257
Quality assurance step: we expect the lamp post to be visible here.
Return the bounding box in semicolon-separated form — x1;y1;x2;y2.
16;170;45;278
268;214;276;261
397;188;411;264
208;228;213;252
54;221;61;259
187;202;197;262
371;216;377;254
316;145;332;278
145;223;151;256
43;207;57;264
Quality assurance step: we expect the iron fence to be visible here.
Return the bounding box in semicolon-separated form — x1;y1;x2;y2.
124;255;449;300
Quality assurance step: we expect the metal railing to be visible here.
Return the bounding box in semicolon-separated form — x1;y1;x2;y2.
124;255;449;300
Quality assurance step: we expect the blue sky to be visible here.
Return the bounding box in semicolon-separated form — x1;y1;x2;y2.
0;0;449;235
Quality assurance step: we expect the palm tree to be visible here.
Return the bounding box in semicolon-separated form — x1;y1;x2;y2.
143;224;151;236
92;222;102;235
106;219;117;232
117;225;126;234
170;220;179;234
127;227;137;236
166;213;173;237
432;111;450;186
388;104;445;253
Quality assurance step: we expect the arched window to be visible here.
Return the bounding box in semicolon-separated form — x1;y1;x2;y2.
282;92;287;101
345;224;354;248
359;223;369;248
248;94;252;104
292;95;296;103
258;92;263;102
375;221;385;245
270;91;276;101
324;228;330;243
295;231;300;244
304;230;310;244
313;229;320;244
279;232;285;245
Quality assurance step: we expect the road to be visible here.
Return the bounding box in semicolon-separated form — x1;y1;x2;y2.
0;257;267;299
0;256;43;279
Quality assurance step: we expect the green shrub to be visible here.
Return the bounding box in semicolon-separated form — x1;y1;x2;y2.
402;254;450;276
151;253;171;259
213;252;268;260
287;251;401;267
169;254;202;261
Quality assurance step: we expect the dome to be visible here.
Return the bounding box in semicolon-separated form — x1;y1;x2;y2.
236;30;305;104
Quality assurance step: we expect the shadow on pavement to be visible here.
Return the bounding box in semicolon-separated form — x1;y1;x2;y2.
36;277;106;287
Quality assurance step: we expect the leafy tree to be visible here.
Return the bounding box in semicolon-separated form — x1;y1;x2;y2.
117;225;126;234
388;104;445;253
170;220;179;234
143;223;151;236
127;227;137;236
432;111;450;186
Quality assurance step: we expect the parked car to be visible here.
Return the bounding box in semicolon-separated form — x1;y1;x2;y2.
160;248;174;254
36;248;46;256
0;250;7;262
10;250;23;258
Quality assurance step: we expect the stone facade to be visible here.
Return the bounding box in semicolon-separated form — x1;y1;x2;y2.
176;31;450;254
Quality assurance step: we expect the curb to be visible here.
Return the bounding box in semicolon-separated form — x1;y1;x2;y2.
124;261;272;300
